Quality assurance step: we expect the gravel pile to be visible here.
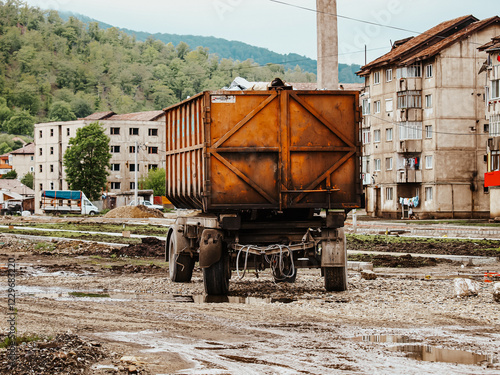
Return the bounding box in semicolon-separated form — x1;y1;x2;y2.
0;334;106;375
104;205;164;219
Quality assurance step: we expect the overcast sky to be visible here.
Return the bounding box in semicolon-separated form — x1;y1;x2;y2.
22;0;498;65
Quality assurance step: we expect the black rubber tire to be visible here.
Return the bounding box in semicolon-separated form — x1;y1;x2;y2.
168;229;194;282
324;267;347;292
203;251;229;295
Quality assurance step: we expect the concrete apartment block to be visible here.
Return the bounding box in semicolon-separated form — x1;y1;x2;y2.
34;111;165;214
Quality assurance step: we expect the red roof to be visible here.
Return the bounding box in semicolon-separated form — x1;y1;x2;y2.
9;142;34;155
106;111;165;122
83;111;115;120
358;15;480;75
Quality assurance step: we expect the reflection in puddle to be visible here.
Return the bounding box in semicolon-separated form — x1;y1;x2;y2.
392;344;494;365
354;335;496;366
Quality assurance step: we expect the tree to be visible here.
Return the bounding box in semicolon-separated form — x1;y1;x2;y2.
139;168;166;196
63;122;111;200
4;109;34;135
2;169;17;179
48;101;77;121
20;171;34;189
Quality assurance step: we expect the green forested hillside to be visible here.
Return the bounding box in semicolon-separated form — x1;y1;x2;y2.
59;11;363;82
0;1;317;137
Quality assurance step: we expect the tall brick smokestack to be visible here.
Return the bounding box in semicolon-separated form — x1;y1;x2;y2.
316;0;338;89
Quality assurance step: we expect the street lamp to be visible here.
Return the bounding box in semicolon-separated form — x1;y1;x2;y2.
134;141;148;206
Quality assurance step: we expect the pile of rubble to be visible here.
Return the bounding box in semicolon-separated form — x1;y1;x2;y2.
0;334;106;375
104;205;164;219
112;237;165;258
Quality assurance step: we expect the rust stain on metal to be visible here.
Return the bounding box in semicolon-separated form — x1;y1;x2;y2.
165;90;362;212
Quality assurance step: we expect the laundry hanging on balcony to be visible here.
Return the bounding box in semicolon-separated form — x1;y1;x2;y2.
399;196;419;207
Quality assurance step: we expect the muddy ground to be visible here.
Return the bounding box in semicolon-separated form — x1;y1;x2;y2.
0;235;499;374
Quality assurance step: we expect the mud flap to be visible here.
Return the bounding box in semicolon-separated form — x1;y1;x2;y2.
199;229;223;268
321;228;346;267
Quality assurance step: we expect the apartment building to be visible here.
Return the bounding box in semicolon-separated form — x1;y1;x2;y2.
34;110;165;214
357;15;500;219
481;35;500;217
8;142;35;179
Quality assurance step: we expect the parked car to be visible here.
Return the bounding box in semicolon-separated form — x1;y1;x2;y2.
128;200;164;211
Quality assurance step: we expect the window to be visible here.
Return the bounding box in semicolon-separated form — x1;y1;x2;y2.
362;156;370;174
148;128;158;136
39;165;43;173
425;64;433;78
148;146;158;154
492;151;500;171
148;164;158;170
111;164;120;171
374;100;381;114
50;147;54;155
362;99;371;115
39;130;42;138
373;129;381;143
399;122;422;140
397;91;422;109
492;80;500;99
362;128;371;144
129;146;136;153
425;94;432;108
110;127;120;135
425;155;433;169
110;145;120;153
386;187;393;201
39;183;43;191
385;99;393;112
425;125;433;139
386;128;393;141
129;128;139;135
110;182;121;190
130;182;136;190
386;157;393;170
374;158;381;171
50;182;54;190
39;148;42;156
130;164;138;172
67;128;70;136
386;69;392;82
425;187;433;201
50;165;54;173
490;114;500;137
30;156;34;161
50;129;54;137
30;166;34;172
396;63;422;79
373;71;380;85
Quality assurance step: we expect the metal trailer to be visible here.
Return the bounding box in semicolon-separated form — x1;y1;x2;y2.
164;85;362;295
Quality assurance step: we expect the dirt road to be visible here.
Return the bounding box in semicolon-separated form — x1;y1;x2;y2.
1;236;499;374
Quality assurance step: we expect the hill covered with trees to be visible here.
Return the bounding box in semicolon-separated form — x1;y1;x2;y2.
0;1;357;139
59;11;363;83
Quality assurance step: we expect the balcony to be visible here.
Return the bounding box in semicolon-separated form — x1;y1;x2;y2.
398;77;422;91
397;108;422;122
397;139;422;153
397;169;422;183
362;173;371;185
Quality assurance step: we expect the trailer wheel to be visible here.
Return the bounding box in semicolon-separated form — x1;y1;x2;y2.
168;227;194;283
203;250;229;295
324;267;347;292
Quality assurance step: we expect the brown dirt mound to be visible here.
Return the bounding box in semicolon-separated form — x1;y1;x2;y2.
104;205;164;219
113;237;166;258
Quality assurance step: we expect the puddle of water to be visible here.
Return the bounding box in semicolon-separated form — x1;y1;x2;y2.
392;344;494;365
354;335;496;366
188;295;295;304
353;335;414;344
